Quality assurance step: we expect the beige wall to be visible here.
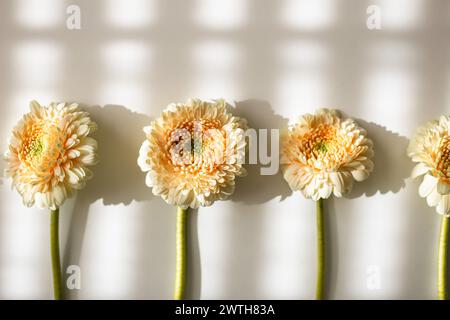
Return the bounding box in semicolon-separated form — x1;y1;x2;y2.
0;0;448;299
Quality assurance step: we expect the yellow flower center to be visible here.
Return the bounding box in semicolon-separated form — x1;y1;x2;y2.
300;125;337;157
165;119;225;175
314;141;329;153
437;135;450;180
20;122;64;173
292;124;351;171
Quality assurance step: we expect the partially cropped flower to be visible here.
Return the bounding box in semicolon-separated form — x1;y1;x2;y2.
408;116;450;216
281;109;374;200
138;99;247;209
4;101;98;210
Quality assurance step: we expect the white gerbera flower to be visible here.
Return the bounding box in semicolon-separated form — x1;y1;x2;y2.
4;100;98;210
408;116;450;216
137;99;247;209
281;109;374;200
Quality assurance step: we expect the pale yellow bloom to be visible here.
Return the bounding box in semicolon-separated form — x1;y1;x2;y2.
408;116;450;216
281;109;374;200
138;99;247;209
4;101;98;210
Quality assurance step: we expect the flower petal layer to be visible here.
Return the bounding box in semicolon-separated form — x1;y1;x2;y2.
4;101;98;210
281;109;374;200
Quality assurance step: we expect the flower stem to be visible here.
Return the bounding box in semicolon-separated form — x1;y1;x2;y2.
50;208;63;300
316;198;325;300
174;207;188;300
438;215;448;300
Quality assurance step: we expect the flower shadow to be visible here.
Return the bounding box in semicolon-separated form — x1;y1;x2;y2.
217;100;290;298
62;104;175;298
185;208;202;299
231;99;292;204
0;157;5;186
324;197;339;299
80;104;153;205
346;118;412;198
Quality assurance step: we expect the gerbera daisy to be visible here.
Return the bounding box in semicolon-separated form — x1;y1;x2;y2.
281;108;374;299
4;100;98;210
138;98;247;299
138;98;247;209
408;115;450;300
4;100;98;300
281;109;374;200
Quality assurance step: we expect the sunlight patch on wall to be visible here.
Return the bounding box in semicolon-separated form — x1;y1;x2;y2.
259;198;316;299
10;41;62;121
101;41;149;79
0;189;49;298
280;0;336;30
197;203;234;298
375;0;425;31
98;83;148;112
363;70;418;134
8;91;60;115
15;0;64;29
190;41;242;99
275;41;329;118
366;41;418;67
13;42;63;89
194;0;248;30
104;0;156;29
80;204;139;298
354;197;400;298
279;41;328;66
362;42;419;135
0;263;44;298
98;42;151;113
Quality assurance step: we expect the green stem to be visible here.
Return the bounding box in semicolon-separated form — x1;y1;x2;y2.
50;208;63;300
438;215;448;300
316;198;325;300
174;207;188;300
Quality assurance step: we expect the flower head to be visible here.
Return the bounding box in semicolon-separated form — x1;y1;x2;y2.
4;101;98;210
408;116;450;216
281;109;374;200
138;99;247;209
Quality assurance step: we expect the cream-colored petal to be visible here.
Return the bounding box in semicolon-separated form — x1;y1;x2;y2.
330;172;344;197
53;185;66;207
426;188;441;207
29;100;41;113
76;124;89;137
437;195;450;215
79;153;98;165
137;141;152;172
4;100;98;209
138;99;249;208
411;163;429;179
303;178;317;198
318;183;332;199
68;149;81;159
351;169;369;182
419;174;438;198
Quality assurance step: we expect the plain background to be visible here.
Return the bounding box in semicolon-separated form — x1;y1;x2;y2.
0;0;449;299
